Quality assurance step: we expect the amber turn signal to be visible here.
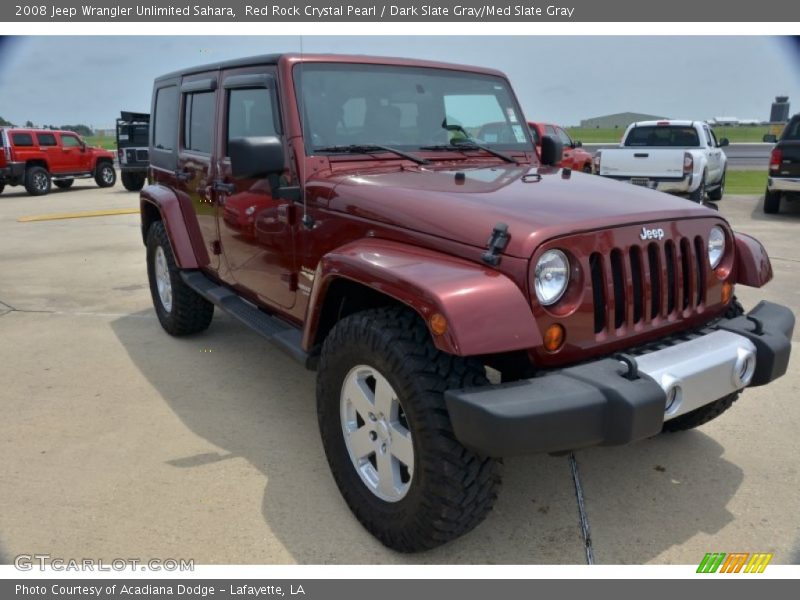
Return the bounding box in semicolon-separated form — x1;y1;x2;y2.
721;281;733;305
543;323;566;352
429;313;448;336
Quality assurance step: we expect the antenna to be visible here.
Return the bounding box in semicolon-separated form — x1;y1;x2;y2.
298;34;314;229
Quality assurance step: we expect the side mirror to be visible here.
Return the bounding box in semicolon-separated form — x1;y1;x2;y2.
574;140;583;148
719;137;730;147
540;135;564;166
229;136;285;179
763;134;777;144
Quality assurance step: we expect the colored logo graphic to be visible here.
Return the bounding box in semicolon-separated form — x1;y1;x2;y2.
697;552;773;573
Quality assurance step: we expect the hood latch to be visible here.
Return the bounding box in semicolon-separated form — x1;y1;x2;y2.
482;223;510;266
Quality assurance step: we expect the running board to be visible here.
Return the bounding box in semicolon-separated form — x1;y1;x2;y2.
180;270;311;368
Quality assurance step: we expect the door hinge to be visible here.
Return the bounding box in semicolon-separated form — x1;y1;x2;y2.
211;241;222;255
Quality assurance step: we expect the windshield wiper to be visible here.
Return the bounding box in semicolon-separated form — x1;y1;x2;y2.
314;144;429;165
419;139;518;164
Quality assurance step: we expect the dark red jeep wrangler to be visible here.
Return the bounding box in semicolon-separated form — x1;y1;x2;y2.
140;54;794;552
0;127;116;196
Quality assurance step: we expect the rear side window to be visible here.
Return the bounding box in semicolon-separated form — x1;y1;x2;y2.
555;127;572;146
37;133;57;146
183;91;215;154
624;126;700;147
226;88;276;154
12;133;33;146
153;85;178;151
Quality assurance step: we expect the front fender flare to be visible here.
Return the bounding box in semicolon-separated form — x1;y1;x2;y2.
734;232;773;288
140;184;208;269
304;239;541;356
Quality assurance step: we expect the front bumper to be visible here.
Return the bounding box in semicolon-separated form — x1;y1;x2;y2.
445;301;794;457
768;177;800;193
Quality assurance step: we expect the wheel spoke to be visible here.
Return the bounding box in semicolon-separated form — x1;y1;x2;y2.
347;426;374;460
376;448;399;498
342;372;375;419
389;424;414;469
373;372;395;418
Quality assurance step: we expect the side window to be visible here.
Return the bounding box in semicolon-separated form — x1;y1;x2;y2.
702;126;713;147
529;125;541;145
709;128;719;147
183;91;215;154
545;125;557;137
226;88;276;154
153;85;178;151
555;127;573;147
11;133;34;146
37;133;57;146
61;135;81;148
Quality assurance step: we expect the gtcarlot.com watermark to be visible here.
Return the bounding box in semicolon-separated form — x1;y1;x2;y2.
14;554;194;572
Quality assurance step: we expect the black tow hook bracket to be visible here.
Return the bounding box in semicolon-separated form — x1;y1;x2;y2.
615;353;640;381
522;172;542;183
481;222;510;266
746;315;765;335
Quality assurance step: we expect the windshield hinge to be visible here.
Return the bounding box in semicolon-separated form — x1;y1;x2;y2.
481;223;510;266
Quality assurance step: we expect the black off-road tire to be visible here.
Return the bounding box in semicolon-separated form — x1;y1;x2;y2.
94;161;116;188
662;298;745;433
764;187;781;214
690;171;707;203
146;221;214;336
582;163;592;174
121;171;146;192
317;306;502;552
707;171;725;201
54;179;74;190
24;166;51;196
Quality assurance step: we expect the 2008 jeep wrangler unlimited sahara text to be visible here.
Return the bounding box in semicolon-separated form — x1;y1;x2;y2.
141;54;794;552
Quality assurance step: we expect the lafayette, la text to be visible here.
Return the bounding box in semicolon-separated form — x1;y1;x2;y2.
245;5;576;18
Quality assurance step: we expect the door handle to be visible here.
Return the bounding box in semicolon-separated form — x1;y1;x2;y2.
212;181;236;194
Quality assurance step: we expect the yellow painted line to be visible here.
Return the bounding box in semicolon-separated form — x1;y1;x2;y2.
17;208;139;222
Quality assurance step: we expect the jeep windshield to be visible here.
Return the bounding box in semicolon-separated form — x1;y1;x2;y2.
295;63;534;157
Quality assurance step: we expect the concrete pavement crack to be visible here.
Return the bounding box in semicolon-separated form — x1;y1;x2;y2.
770;256;800;264
569;452;595;565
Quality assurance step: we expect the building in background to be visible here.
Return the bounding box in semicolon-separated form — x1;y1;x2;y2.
579;112;668;129
770;96;790;123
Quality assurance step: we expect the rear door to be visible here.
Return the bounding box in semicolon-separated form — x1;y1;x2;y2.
35;131;64;172
216;67;297;310
177;73;220;270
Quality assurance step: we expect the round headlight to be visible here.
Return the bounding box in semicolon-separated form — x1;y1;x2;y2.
534;250;570;306
708;226;726;269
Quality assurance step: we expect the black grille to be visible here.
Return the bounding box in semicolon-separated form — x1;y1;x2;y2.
591;236;706;334
136;149;149;161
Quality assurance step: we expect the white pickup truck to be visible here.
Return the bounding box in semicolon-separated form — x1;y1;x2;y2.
594;120;729;202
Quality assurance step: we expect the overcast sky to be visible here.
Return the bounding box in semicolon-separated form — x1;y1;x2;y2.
0;36;798;129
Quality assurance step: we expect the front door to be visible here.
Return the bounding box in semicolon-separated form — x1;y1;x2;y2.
216;69;296;310
59;133;91;174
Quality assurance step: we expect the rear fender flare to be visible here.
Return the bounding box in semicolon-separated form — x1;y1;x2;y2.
304;239;541;356
139;184;207;269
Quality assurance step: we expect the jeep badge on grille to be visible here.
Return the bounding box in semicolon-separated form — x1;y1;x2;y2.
640;226;665;241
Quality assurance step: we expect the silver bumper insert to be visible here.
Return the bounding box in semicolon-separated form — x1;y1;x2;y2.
634;330;757;420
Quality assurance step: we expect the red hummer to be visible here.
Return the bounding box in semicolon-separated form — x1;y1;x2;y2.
0;127;116;196
529;121;594;172
140;54;794;552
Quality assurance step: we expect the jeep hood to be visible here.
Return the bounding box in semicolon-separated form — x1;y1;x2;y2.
322;164;720;258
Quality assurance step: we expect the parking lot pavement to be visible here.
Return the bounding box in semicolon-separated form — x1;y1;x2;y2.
1;182;798;565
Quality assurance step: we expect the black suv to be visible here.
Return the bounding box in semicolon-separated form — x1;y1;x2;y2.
765;113;800;214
